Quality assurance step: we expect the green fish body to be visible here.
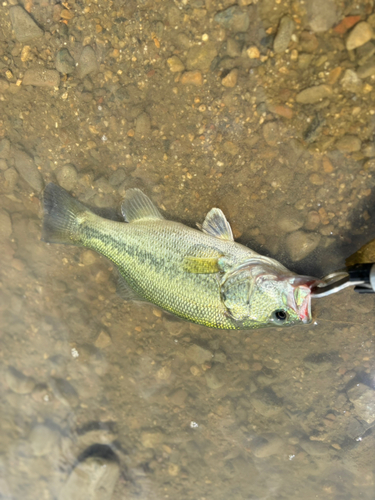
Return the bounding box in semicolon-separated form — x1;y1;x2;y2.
42;183;316;330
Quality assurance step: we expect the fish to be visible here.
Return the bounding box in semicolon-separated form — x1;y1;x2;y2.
42;183;318;330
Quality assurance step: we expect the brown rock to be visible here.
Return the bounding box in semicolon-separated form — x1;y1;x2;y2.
181;70;203;86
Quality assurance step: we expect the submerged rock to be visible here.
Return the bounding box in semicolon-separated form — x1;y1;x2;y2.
214;6;250;33
286;231;321;261
9;6;43;43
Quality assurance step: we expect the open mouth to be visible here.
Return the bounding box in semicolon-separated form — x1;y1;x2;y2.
287;276;321;323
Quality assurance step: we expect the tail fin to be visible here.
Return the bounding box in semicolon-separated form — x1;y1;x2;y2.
42;183;89;245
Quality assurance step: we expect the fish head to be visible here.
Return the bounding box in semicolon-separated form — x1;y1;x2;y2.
220;260;319;328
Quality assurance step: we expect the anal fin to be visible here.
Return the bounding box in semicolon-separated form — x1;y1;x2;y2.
116;273;149;302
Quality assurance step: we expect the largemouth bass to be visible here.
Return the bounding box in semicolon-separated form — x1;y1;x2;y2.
42;183;317;330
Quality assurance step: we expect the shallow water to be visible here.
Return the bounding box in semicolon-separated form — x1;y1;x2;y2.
1;0;375;499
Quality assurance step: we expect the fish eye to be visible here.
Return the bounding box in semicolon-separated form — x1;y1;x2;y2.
272;309;288;322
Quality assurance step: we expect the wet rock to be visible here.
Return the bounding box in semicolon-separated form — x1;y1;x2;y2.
180;70;203;86
247;46;260;59
362;142;375;157
278;210;303;233
296;85;332;104
109;168;126;186
56;164;78;191
169;388;187;406
55;48;76;75
251;434;283;458
29;424;60;456
141;430;165;448
167;55;185;73
23;68;60;87
94;330;112;349
5;366;35;394
340;69;362;93
335;135;361;152
31;383;54;404
300;439;330;456
214;6;250;33
134;112;151;139
78;46;98;79
0;138;11;159
305;211;320;230
347;383;375;424
250;389;283;417
357;63;375;79
263;121;280;147
9;5;43;43
205;366;225;390
186;43;217;71
286;231;321;261
226;38;241;57
13;149;44;192
0;210;12;239
346;22;373;51
221;68;238;88
274;16;294;53
58;457;119;500
50;377;79;408
304;352;333;372
186;344;212;364
223;141;239;155
306;0;338;33
3;168;18;192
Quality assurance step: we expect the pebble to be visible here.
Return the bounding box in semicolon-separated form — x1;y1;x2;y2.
347;383;375;424
94;330;112;349
362;142;375;157
262;121;280;147
346;22;373;51
250;390;283;417
141;430;165;448
81;250;97;266
305;211;320;230
205;367;224;389
273;16;295;54
4;168;18;192
56;164;78;191
5;366;35;394
55;48;76;75
300;439;330;456
335;135;361;152
223;141;239;155
29;425;60;456
296;85;332;104
13;149;44;192
251;435;283;458
0;209;12;239
180;70;203;86
168;388;187;406
246;46;260;59
109;168;126;186
0;138;11;159
50;377;79;408
226;38;241;57
340;69;362;93
9;5;43;43
309;173;324;185
58;457;119;500
357;63;375;79
286;231;321;261
167;55;185;73
156;366;171;380
306;0;338;33
78;46;98;79
221;68;238;88
214;5;250;33
186;43;217;71
186;344;212;364
278;211;303;233
134;112;151;139
23;68;60;88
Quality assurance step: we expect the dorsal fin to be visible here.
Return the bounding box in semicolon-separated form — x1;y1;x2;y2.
201;208;233;241
121;189;164;222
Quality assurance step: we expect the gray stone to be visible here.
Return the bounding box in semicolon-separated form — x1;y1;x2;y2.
13;149;44;192
0;138;11;159
78;46;98;79
134;112;151;139
30;425;60;457
335;135;361;153
286;231;321;261
109;168;126;186
5;366;35;394
214;6;250;33
226;38;242;57
23;68;60;88
9;6;43;43
278;210;304;233
186;344;213;364
251;434;283;458
296;85;332;104
357;63;375;79
340;69;362;93
56;164;78;191
186;43;218;71
346;22;373;51
306;0;338;33
58;457;119;500
347;383;375;424
273;16;295;53
55;48;76;75
0;209;12;239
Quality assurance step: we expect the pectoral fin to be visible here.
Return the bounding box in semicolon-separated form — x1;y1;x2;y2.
201;208;234;241
183;256;222;274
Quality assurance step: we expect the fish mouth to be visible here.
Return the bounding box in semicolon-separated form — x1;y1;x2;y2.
287;276;321;323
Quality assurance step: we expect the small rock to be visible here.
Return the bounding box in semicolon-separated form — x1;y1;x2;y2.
296;85;332;104
134;112;151;139
78;46;98;79
156;366;171;380
278;210;303;233
226;38;241;57
250;389;283;417
307;0;338;33
141;430;165;448
221;68;238;88
0;138;11;159
5;366;35;394
56;164;78;191
309;173;324;185
335;135;361;152
186;344;212;364
304;352;333;372
168;388;187;406
0;210;12;239
50;377;79;408
167;55;185;73
300;439;330;456
0;159;7;170
109;168;126;186
273;16;295;53
305;211;320;230
205;367;224;390
94;330;112;349
13;149;44;192
251;435;283;458
286;230;321;261
180;70;203;86
263;121;279;147
55;48;76;74
186;43;217;71
9;6;43;43
223;141;239;156
58;457;119;500
362;142;375;157
81;250;97;266
357;63;375;79
347;383;375;424
29;425;60;456
346;22;373;51
246;46;260;59
340;69;362;93
214;5;250;33
23;68;60;88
